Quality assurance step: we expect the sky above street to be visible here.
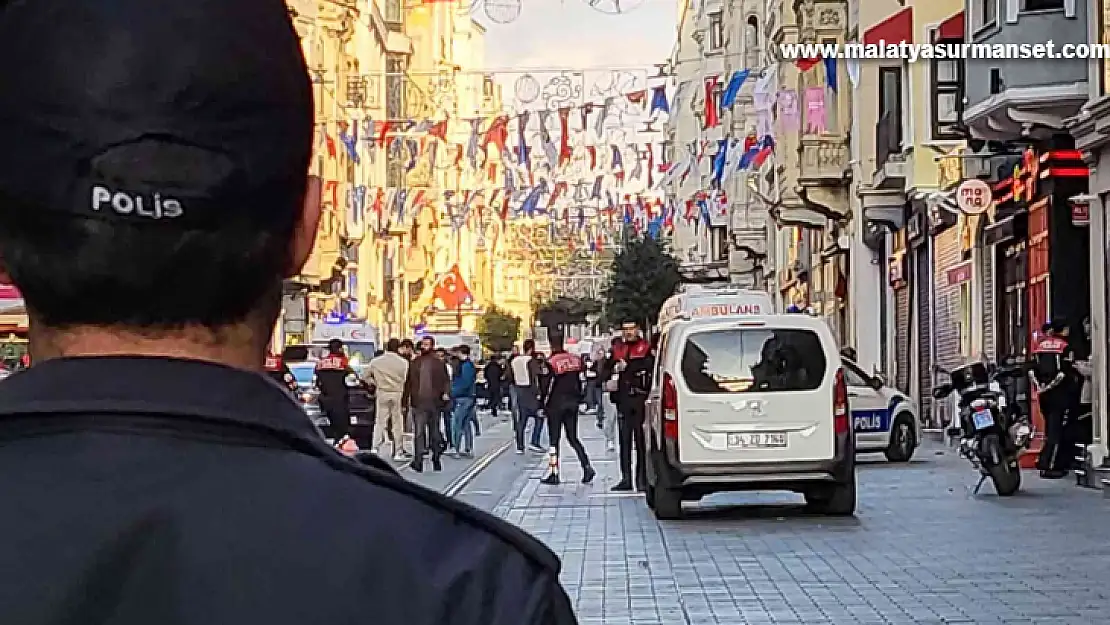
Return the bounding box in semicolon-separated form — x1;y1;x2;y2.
478;0;676;73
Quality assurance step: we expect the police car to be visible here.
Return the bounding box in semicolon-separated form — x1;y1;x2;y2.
644;286;857;519
840;359;919;462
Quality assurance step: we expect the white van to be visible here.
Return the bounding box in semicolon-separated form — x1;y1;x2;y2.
643;306;855;519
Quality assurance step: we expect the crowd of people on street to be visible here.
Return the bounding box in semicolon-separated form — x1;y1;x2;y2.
305;318;663;491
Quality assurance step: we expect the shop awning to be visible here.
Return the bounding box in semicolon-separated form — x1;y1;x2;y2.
983;210;1028;247
936;11;964;41
864;8;913;46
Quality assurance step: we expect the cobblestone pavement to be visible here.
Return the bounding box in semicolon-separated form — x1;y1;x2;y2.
400;408;514;493
485;417;1110;625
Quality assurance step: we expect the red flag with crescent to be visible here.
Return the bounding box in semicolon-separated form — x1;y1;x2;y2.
433;264;473;310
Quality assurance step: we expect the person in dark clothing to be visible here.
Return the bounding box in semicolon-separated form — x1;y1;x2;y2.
485;356;505;415
399;338;415;360
606;320;654;491
538;336;595;485
264;352;299;394
403;336;450;472
0;0;578;620
1030;318;1078;478
438;347;454;453
315;338;356;445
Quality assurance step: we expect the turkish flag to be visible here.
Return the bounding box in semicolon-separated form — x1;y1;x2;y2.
433;264;473;310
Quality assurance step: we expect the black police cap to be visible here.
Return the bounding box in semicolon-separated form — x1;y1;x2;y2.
0;0;313;230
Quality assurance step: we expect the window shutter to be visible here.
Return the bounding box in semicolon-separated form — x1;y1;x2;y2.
1064;0;1076;18
1005;0;1019;23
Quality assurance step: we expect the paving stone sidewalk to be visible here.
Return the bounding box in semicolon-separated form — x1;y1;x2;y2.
401;407;516;492
491;416;1110;625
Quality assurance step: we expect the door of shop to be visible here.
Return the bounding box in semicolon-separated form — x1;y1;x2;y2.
914;242;933;423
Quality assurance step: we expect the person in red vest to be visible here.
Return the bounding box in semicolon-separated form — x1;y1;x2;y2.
604;319;654;491
18;352;29;369
315;338;356;446
1030;318;1078;479
263;352;298;394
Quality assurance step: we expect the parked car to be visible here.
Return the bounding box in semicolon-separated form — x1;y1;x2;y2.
287;361;324;427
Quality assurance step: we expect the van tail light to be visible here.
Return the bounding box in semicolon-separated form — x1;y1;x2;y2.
662;373;678;440
833;368;849;434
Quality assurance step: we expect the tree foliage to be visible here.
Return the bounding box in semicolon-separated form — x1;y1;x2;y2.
476;307;521;353
603;236;682;330
534;296;604;330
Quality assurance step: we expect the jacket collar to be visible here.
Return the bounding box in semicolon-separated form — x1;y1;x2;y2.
0;356;322;441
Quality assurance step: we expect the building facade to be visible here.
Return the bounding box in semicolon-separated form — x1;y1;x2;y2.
1066;0;1110;475
663;0;769;285
964;0;1091;464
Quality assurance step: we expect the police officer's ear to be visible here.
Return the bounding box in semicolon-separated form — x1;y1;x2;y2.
285;175;323;279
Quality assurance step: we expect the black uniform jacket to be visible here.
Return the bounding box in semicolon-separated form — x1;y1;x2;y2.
0;357;577;625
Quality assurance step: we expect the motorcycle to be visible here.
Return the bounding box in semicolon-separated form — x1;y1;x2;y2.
932;360;1032;496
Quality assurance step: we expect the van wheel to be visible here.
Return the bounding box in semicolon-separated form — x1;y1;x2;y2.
653;486;683;520
884;413;916;463
805;478;856;516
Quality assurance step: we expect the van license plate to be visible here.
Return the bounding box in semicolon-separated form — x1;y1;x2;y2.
727;432;787;448
972;409;994;430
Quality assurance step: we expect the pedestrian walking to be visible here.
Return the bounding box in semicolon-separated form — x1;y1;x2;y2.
403;337;449;472
438;347;454;453
538;335;595;485
485;356;505;416
583;350;602;415
510;339;547;454
605;320;654;491
365;338;410;461
315;338;356;446
599;337;621;452
0;0;577;619
450;345;478;457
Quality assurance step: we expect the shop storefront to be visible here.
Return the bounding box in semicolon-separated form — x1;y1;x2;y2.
889;228;911;394
984;145;1090;464
1071;95;1110;468
905;203;934;423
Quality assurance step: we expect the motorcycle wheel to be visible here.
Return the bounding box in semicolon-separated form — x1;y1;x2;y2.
983;434;1021;496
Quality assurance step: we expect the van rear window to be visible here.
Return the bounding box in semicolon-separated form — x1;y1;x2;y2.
680;329;827;393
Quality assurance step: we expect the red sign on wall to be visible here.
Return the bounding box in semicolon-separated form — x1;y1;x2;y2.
945;261;973;286
1072;202;1090;226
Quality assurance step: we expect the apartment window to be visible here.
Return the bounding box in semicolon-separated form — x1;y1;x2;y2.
930;40;964;139
710;226;728;262
384;0;402;29
822;38;839;129
482;75;495;99
877;67;903;165
386;54;406;122
1023;0;1063;10
709;12;724;50
745;16;761;68
973;0;997;30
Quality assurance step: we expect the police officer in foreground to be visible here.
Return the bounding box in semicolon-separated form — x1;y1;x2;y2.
0;1;577;623
1030;319;1078;479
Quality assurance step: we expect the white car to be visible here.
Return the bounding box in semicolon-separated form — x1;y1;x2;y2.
644;311;856;519
841;359;919;462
